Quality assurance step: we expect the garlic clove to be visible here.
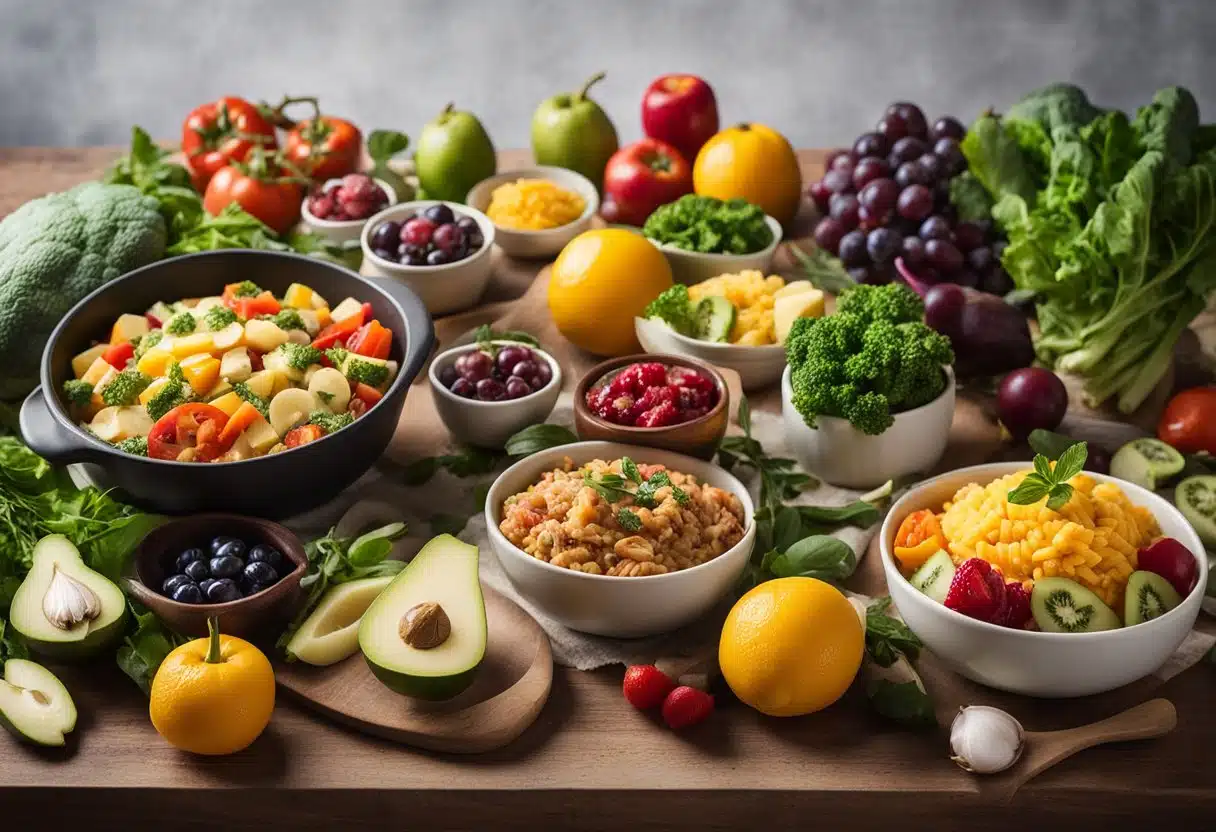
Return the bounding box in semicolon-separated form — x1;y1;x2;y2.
42;565;102;631
949;705;1025;775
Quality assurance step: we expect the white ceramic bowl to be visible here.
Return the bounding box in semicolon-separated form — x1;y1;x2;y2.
781;364;954;489
429;340;562;449
466;166;599;260
485;441;756;637
360;200;496;316
300;178;398;244
634;316;786;391
880;462;1207;698
647;214;782;286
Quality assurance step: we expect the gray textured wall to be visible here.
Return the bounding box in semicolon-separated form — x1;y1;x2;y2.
2;0;1212;149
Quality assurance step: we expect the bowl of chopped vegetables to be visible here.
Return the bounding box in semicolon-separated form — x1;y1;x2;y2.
467;167;599;260
18;249;434;518
642;194;781;286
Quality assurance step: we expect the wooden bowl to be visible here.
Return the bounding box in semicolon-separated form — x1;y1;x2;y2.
125;514;308;639
573;354;729;460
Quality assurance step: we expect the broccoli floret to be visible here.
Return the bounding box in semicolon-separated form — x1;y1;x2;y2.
270;309;307;331
278;343;323;371
324;346;349;367
145;363;191;421
231;280;263;298
134;328;164;359
113;435;148;456
231;380;269;418
101;369;152;407
834;282;924;325
164;312;196;336
62;378;94;408
344;356;389;388
642;285;697;336
307;409;354;434
204;305;238;331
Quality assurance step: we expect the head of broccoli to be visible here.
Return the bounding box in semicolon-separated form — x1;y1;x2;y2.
834;282;925;325
344;356;389;388
165;312;196;336
62;378;94;408
144;362;191;421
231;380;270;418
101;369;152;407
231;280;263;298
278;343;323;371
134;328;165;359
307;409;354;435
204;305;238;331
113;435;148;456
270;309;307;332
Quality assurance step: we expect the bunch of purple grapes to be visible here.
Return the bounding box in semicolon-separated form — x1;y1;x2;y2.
808;101;1012;295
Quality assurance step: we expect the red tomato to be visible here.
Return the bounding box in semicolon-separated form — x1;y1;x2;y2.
1158;387;1216;455
145;313;163;330
601;138;693;227
203;150;304;235
285;116;362;181
284;424;326;448
352;383;382;407
235;292;281;319
346;320;392;360
102;342;135;370
181;96;278;191
311;310;366;351
147;404;231;463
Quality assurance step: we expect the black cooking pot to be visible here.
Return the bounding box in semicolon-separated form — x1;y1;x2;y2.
19;250;435;518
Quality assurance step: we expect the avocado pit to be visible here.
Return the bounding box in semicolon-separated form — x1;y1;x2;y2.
400;601;451;650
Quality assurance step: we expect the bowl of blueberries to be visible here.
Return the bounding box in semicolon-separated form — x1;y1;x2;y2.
125;514;308;638
360;200;496;316
429;339;562;449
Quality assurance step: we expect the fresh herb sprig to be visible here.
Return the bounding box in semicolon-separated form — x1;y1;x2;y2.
583;457;689;512
1008;441;1087;510
473;324;540;356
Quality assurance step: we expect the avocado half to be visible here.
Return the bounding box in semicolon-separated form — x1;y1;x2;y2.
358;535;486;700
0;659;77;746
10;535;127;659
286;575;394;666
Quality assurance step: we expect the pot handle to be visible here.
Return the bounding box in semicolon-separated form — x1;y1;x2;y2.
19;386;99;465
378;279;437;384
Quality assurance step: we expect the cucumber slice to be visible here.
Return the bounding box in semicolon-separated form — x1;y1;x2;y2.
694;296;736;343
1175;475;1216;546
1110;438;1185;490
908;550;955;604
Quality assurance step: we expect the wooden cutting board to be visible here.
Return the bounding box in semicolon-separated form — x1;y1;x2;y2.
275;585;553;754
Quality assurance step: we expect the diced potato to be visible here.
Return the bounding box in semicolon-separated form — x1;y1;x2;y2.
81;357;115;386
179;354;221;395
296;309;322;336
168;332;216;359
72;344;108;379
244;416;280;453
146;301;174;324
286;328;311;346
283;283;317;309
205;380;233;401
139;377;170;406
315;306;332;329
330;297;363;323
136;348;174;378
262;348;304;383
220;347;253;383
307;367;351;412
243;370;278;399
193;296;225;312
88;406;152;442
244;319;290;353
211;321;245;351
774;289;826;344
268;388;319;436
311;290;329;310
384;360;398;386
110;314;150;345
773;280;815;300
209;391;243;417
217;432;255;462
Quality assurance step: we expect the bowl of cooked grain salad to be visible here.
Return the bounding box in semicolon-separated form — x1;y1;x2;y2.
880;462;1206;698
485;441;755;637
466;167;599;260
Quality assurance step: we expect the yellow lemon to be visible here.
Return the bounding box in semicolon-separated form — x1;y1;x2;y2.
693;122;802;229
718;577;864;717
548;228;673;357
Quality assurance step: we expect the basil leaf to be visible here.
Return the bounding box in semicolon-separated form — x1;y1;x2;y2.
366;129;410;164
472;324;540;348
1027;429;1077;461
1053;441;1088;482
621;458;643;484
616;508;642;531
1033;454;1054;481
1046;483;1075;511
865;669;936;728
504;424;577;457
1007;476;1051;505
865;597;923;665
347;522;407;566
773;507;803;553
796;501;881;529
765;535;857;582
737;395;752;436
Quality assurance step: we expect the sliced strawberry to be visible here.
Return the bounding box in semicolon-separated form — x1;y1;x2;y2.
661;685;715;730
1001;581;1032;629
943;558;1006;623
622;664;675;711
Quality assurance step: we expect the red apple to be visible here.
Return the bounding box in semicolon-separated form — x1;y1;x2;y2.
641;74;719;162
601;138;693;227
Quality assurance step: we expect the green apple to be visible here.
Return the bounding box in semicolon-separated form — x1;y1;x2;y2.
414;103;496;203
531;72;619;191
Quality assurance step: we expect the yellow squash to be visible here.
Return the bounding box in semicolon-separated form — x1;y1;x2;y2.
693;123;802;229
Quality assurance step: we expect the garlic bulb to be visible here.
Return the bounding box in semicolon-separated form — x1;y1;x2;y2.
42;566;101;631
949;705;1025;774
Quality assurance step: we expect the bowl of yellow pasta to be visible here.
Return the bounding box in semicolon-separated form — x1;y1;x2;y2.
466;167;598;260
879;462;1206;698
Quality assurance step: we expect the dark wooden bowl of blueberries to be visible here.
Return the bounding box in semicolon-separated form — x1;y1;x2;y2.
125;514;308;639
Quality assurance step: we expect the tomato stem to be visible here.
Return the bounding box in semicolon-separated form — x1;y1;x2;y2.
204;616;223;664
261;94;322;130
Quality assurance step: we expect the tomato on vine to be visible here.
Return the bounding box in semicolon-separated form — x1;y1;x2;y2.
181;96;278;191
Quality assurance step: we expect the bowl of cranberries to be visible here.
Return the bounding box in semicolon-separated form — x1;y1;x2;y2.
430;339;563;448
574;355;728;460
301;173;396;243
361;200;496;316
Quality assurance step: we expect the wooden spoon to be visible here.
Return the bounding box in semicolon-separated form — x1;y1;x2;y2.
1000;698;1177;795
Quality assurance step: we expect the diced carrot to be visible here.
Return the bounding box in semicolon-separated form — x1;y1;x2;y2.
311;311;365;351
216;402;261;451
346;320;392;360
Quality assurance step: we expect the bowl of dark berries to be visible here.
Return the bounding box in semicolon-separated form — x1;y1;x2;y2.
361;200;496;316
125;514;308;638
573;355;728;460
301;173;396;243
429;339;563;449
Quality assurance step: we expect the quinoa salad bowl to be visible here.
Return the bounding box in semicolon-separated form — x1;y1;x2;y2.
485;441;756;637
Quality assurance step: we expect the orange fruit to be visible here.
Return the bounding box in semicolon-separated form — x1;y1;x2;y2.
718;577;864;717
548;228;673;357
693;123;803;228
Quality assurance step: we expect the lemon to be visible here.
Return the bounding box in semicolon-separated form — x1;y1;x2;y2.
693;123;802;229
718;577;864;717
548;228;673;357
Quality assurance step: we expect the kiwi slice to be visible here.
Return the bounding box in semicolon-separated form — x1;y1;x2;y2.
1030;577;1122;633
1124;570;1182;626
1109;438;1185;490
1175;475;1216;546
694;296;736;343
909;550;955;604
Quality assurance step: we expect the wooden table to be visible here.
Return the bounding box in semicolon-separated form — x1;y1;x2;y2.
2;148;1214;831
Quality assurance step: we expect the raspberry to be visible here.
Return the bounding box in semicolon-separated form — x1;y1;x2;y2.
677;385;711;412
617;362;668;395
605;372;634;400
629;385;678;421
661;685;715;730
622;665;675;710
636;399;679;428
943;558;1007;623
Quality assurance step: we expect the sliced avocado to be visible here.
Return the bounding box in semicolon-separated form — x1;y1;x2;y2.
0;659;77;746
1175;475;1216;546
1124;570;1182;626
909;550;955;604
1030;577;1121;633
694;295;736;343
1110;438;1185;490
358;535;486;700
10;535;127;659
286;575;394;666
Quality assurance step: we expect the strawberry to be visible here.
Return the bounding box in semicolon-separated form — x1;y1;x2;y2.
943;558;1007;623
622;664;675;710
1001;581;1032;629
661;685;715;730
636;399;680;428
